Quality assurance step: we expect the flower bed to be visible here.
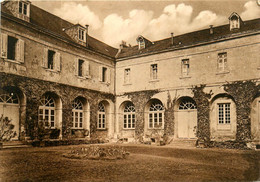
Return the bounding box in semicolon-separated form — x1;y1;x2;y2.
63;145;130;160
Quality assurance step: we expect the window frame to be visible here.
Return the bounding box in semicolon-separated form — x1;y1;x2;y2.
181;59;190;76
78;28;86;42
150;64;158;80
148;101;164;129
97;103;106;129
217;103;231;125
217;52;228;72
38;95;56;129
124;68;131;84
47;49;55;70
72;99;84;129
18;1;28;16
123;103;135;129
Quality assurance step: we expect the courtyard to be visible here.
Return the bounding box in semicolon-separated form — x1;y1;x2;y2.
0;144;259;182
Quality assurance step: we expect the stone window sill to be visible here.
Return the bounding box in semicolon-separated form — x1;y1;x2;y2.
179;75;191;79
216;70;230;75
77;75;91;80
149;79;159;83
100;81;110;85
123;83;132;86
217;124;231;130
3;58;22;65
45;68;59;73
97;128;107;131
123;128;135;130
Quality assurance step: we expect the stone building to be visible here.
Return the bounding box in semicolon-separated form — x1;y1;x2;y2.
1;1;259;146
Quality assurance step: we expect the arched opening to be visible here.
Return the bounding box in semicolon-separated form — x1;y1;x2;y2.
145;99;164;130
38;92;62;138
118;101;136;141
0;88;20;140
176;97;197;139
71;97;90;138
123;102;135;129
210;94;236;141
97;102;106;129
251;94;260;141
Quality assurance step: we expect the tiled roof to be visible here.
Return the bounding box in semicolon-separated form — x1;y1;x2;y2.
1;3;118;58
117;18;260;59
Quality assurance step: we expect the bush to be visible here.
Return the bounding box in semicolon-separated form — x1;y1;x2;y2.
63;145;130;160
0;115;17;141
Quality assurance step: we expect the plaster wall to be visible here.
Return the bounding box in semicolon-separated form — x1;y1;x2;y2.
116;34;260;95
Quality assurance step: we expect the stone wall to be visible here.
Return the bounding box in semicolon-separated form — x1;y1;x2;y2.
0;73;114;140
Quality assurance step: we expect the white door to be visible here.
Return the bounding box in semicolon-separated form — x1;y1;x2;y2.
178;110;197;139
178;98;197;139
0;93;20;140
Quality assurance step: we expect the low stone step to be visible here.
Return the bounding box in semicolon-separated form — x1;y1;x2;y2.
1;141;32;149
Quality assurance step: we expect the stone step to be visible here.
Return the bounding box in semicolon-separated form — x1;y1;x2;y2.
168;139;197;148
1;141;32;149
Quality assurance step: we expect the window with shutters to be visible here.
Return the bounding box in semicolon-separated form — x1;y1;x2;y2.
0;34;25;63
99;66;110;83
78;59;84;77
7;36;18;61
42;48;61;72
48;50;55;70
75;58;90;78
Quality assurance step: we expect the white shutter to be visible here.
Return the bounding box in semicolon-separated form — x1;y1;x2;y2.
75;58;78;76
18;39;25;63
1;33;7;58
99;66;103;82
55;52;61;71
42;48;48;68
86;61;90;76
107;68;111;84
82;60;90;77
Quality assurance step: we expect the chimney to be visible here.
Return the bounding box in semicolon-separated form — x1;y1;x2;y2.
85;24;89;47
209;25;213;34
171;32;174;45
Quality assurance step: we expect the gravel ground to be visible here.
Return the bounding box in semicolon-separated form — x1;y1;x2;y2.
0;144;259;182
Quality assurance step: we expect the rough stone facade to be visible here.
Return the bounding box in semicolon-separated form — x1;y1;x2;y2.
0;72;114;140
1;1;260;148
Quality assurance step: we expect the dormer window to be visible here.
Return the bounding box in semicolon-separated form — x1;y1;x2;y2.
231;17;239;29
136;35;152;50
139;39;145;49
229;12;242;31
78;28;86;42
19;1;28;16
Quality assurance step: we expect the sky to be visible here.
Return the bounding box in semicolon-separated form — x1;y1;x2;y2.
31;0;260;48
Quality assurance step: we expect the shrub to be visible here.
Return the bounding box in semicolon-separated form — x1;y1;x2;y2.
63;145;130;160
0;115;17;141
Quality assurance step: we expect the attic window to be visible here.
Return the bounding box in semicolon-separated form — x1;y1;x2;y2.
79;28;85;42
19;1;28;16
231;16;239;29
139;39;145;49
